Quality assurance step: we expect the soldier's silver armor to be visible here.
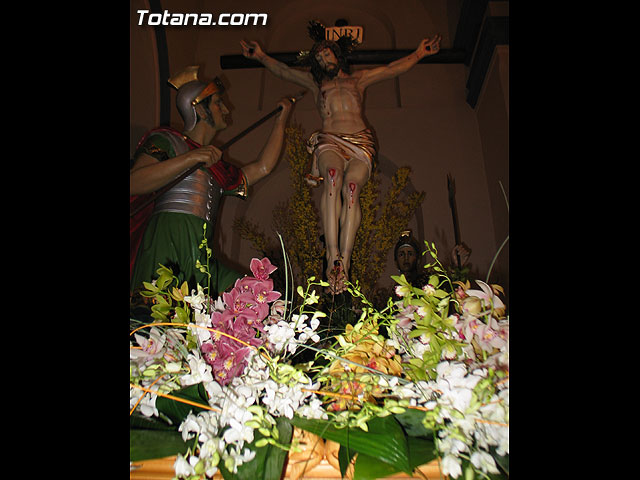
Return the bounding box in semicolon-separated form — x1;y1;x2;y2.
153;167;223;225
152;73;226;224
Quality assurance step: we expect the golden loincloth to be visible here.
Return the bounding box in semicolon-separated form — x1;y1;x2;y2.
306;129;377;185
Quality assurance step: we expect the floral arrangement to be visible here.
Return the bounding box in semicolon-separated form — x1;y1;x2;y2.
130;241;509;480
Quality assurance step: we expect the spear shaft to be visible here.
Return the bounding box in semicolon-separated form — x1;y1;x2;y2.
447;173;462;269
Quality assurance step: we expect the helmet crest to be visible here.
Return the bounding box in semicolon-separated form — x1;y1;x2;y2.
168;66;225;131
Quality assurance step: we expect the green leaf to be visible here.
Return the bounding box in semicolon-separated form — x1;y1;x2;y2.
130;428;189;462
142;281;158;293
219;417;292;480
151;303;171;314
155;383;209;425
130;412;175;431
157;273;173;290
353;452;398;480
412;286;426;297
156;264;174;276
491;449;509;476
394;409;433;438
150;311;168;321
291;415;411;474
406;436;437;470
337;426;435;479
175;306;189;324
408;328;427;338
338;444;357;477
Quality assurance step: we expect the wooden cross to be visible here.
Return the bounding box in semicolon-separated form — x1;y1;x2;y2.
220;48;466;69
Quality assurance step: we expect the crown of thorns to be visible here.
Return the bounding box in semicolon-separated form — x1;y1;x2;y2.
296;20;360;65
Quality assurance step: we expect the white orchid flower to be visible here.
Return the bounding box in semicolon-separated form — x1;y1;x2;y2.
441;454;462;478
470;450;500;474
184;284;207;312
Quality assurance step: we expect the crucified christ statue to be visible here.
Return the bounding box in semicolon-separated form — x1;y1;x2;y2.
241;24;441;293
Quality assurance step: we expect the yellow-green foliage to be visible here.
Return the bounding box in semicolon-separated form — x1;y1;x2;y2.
351;166;425;299
232;217;269;255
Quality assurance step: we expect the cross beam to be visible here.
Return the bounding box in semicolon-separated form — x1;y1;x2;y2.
220;48;466;69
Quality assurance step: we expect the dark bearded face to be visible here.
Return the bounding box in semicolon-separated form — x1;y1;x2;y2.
308;41;350;85
324;64;339;78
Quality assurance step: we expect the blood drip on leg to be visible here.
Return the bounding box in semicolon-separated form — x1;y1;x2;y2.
348;182;356;208
328;168;336;196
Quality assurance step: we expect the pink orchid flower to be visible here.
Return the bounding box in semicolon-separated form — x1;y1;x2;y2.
131;327;166;361
209;337;253;386
201;319;258;385
271;300;287;320
475;323;507;352
461;318;482;343
395;305;418;330
234;278;281;321
222;287;246;315
233;275;257;295
210;310;233;334
465;280;505;315
214;347;252;386
250;257;277;280
232;314;265;343
200;341;219;365
198;256;282;386
251;278;281;305
220;288;261;324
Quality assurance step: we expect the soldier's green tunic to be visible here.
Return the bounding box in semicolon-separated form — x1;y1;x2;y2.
130;129;247;295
